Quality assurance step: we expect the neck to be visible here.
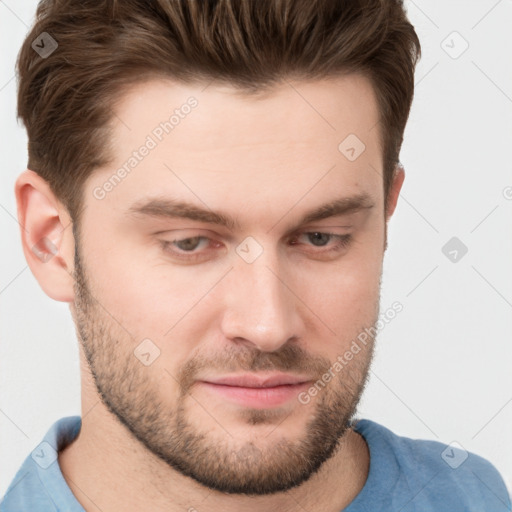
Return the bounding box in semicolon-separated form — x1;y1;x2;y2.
59;400;369;512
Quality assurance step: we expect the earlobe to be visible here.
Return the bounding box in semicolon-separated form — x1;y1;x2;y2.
15;169;76;302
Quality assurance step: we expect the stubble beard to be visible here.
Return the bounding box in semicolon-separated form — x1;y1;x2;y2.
71;241;377;495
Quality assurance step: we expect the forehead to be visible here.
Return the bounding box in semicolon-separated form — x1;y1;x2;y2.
108;73;381;154
85;74;383;224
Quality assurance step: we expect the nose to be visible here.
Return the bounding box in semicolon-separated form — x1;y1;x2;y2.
220;250;304;352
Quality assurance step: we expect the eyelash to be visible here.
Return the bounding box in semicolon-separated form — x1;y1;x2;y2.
159;232;352;262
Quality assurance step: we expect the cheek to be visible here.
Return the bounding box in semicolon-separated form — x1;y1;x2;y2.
292;242;383;335
81;242;171;342
83;237;218;365
81;250;197;395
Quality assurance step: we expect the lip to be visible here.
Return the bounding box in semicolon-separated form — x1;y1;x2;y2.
197;373;313;408
202;373;313;388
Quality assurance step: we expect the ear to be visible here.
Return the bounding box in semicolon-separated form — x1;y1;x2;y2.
14;169;76;302
383;163;405;252
385;163;405;220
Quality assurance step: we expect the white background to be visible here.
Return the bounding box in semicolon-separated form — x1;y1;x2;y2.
1;0;511;500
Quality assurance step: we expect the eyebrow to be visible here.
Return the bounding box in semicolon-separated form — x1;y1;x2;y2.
126;193;375;232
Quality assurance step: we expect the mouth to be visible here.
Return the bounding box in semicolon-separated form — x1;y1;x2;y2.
197;373;313;408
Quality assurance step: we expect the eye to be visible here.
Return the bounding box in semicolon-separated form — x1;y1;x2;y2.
169;236;206;252
159;236;216;261
159;232;352;263
289;232;352;252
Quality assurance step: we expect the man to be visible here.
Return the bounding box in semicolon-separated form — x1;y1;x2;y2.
1;0;510;511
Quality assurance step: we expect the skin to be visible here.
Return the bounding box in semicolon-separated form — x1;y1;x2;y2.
15;73;404;512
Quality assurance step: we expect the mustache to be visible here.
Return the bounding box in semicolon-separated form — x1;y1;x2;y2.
177;343;332;394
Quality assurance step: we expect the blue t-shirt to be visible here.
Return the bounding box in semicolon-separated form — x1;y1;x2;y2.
1;415;510;511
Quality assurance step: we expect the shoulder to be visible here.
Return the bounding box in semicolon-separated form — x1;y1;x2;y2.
352;418;511;511
0;459;58;511
1;416;83;512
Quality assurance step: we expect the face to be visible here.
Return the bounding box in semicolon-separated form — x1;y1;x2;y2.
72;74;387;495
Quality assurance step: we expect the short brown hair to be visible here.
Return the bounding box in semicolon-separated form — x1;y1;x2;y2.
17;0;421;225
